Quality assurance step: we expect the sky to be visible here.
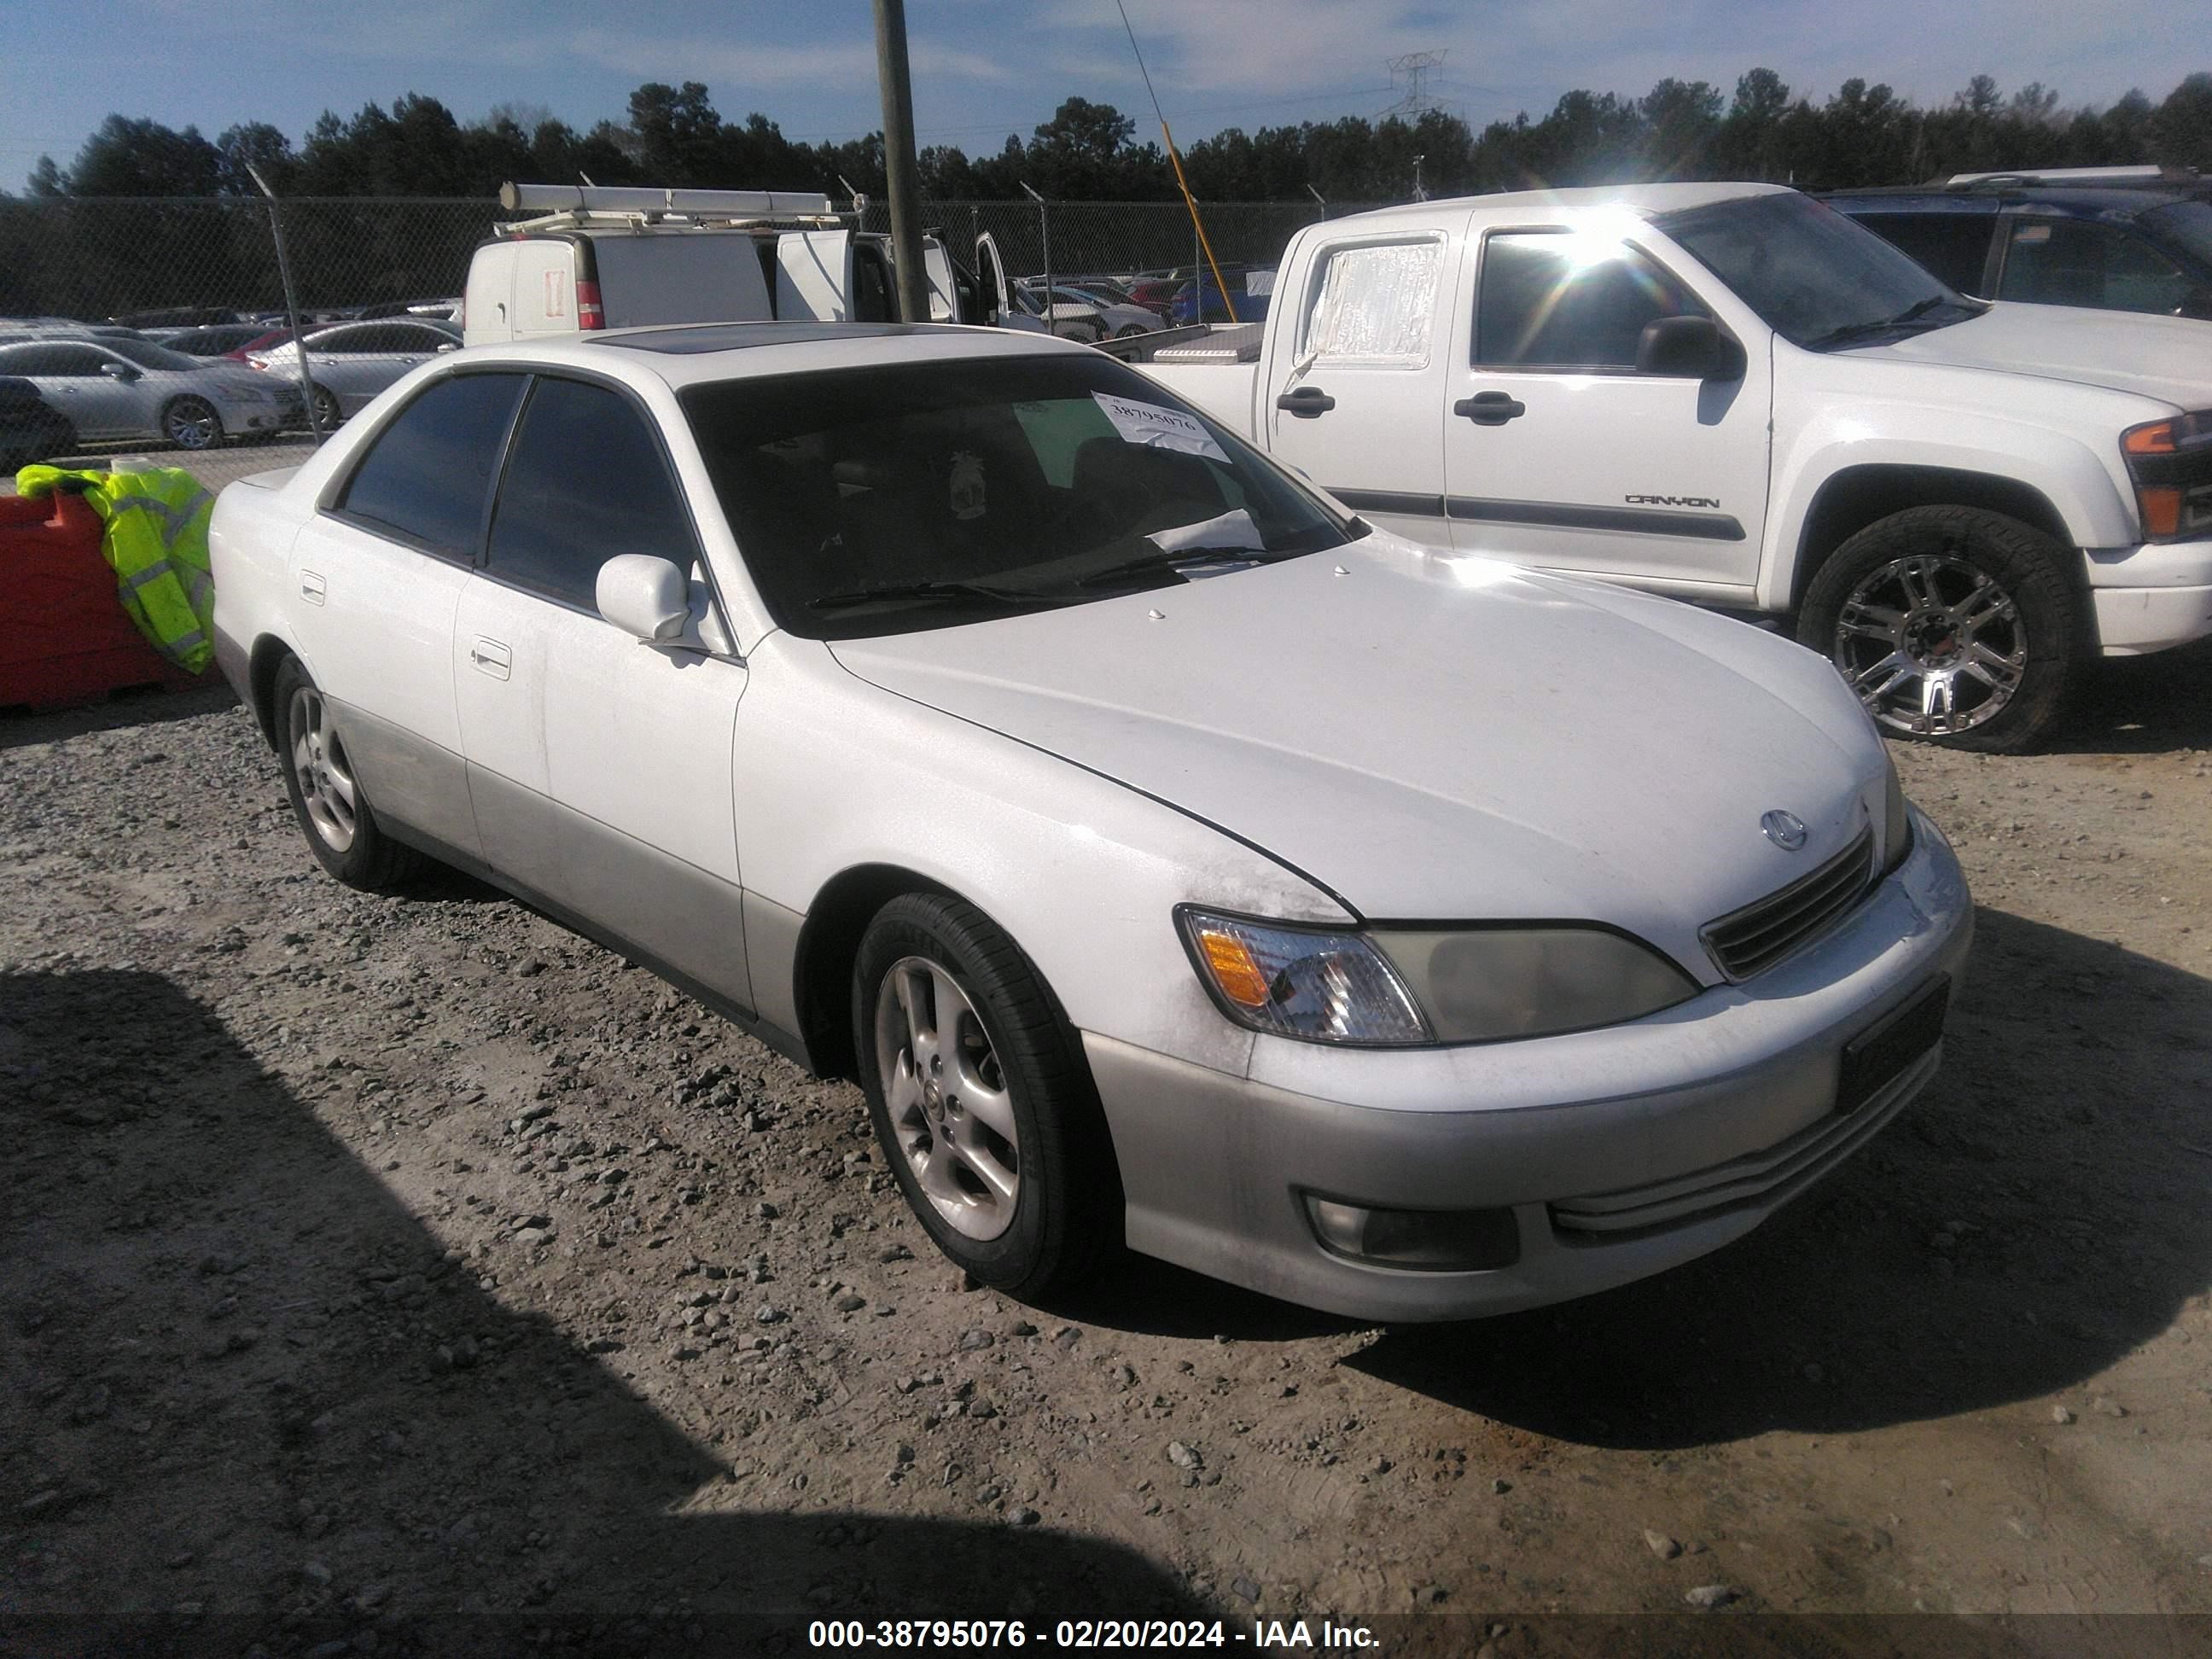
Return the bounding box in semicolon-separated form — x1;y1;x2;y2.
2;0;2203;192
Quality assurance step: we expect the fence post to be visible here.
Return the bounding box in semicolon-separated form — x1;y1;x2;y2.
244;164;326;445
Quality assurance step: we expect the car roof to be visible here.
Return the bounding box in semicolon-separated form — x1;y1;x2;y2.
1825;185;2191;217
545;320;1086;384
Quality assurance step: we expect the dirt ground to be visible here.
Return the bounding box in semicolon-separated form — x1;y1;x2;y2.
4;643;2211;1657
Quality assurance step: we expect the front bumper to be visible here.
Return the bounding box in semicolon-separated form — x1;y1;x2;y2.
1087;807;1973;1322
2086;538;2212;655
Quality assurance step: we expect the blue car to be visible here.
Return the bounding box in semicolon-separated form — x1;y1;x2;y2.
1822;174;2212;321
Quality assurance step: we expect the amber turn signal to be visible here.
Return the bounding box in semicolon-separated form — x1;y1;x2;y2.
1195;928;1272;1008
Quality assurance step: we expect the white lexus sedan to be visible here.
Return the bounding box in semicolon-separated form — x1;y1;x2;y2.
209;323;1972;1321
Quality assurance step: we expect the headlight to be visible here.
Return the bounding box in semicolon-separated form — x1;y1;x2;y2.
1179;908;1696;1046
1375;928;1696;1041
1882;752;1912;876
2121;412;2212;541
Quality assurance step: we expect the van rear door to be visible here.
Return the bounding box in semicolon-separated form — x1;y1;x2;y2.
776;230;855;322
592;234;772;328
510;239;581;339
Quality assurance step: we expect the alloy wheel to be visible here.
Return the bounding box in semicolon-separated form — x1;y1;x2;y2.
288;684;358;853
873;954;1021;1241
1832;552;2027;737
165;398;219;451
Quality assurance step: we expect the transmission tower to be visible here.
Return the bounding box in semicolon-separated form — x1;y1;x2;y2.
1384;50;1448;119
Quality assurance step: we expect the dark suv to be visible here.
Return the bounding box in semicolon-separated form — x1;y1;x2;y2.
1823;173;2212;321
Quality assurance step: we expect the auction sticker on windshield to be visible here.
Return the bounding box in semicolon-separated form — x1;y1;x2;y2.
1093;393;1228;462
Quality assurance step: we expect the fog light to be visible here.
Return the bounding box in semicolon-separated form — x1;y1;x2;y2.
1303;1194;1520;1271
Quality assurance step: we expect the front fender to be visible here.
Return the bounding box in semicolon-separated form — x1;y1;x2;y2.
731;633;1346;1079
1761;372;2145;612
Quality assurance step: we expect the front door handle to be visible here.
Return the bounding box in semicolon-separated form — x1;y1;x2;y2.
299;570;326;605
1455;392;1527;425
1276;386;1336;416
469;637;511;681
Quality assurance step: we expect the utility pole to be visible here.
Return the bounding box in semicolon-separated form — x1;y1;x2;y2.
872;0;929;323
244;162;326;445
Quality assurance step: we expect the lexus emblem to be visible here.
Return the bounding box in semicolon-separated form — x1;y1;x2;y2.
1761;809;1809;852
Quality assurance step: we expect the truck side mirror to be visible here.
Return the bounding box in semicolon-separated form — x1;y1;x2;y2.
1636;315;1745;381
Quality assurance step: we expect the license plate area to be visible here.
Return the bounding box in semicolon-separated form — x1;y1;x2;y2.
1837;975;1949;1115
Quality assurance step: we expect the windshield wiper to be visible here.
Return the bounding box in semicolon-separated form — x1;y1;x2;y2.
1074;544;1276;589
1805;294;1953;351
808;579;1054;613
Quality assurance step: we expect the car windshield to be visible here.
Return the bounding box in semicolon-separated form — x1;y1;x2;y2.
1655;192;1982;349
2142;201;2212;268
101;338;210;372
679;353;1362;639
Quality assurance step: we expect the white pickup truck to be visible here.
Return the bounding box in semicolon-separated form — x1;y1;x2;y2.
1129;182;2212;750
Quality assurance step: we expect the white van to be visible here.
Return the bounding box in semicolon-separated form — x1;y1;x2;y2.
463;183;1011;346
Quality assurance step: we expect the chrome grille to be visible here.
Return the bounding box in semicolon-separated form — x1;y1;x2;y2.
1702;828;1874;981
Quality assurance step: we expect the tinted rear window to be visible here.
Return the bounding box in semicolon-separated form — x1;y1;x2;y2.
335;373;527;561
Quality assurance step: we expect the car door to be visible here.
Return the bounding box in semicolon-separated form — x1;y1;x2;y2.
453;372;754;1010
1440;220;1772;594
288;370;530;859
38;344;134;439
303;325;381;415
1259;226;1458;548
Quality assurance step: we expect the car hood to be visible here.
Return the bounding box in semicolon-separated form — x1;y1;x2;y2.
1873;302;2212;408
828;534;1884;969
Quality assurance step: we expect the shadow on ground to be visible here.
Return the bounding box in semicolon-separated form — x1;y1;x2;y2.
1348;910;2212;1447
2047;635;2212;755
0;969;1208;1656
0;681;237;753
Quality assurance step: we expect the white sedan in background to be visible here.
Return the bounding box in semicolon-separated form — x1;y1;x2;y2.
246;317;460;428
209;323;1970;1320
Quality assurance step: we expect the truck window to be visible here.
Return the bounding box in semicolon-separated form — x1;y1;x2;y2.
1476;231;1703;370
2000;218;2189;315
1300;240;1442;367
591;233;774;329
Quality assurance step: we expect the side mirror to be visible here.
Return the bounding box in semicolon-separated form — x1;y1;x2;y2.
596;554;690;643
1636;315;1745;381
435;341;458;353
100;360;140;381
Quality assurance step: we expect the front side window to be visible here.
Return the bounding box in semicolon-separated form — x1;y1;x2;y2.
1301;239;1442;367
679;354;1359;640
1656;191;1979;350
1476;230;1703;369
333;372;527;561
486;377;697;611
2000;218;2190;315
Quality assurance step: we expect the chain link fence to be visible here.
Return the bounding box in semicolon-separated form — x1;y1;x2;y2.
2;194;1375;490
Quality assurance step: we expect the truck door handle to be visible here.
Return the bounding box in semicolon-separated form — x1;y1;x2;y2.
1455;392;1526;425
300;570;326;605
469;637;511;680
1275;386;1336;416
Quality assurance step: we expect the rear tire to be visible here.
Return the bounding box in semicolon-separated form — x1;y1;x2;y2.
1797;504;2084;754
309;385;341;431
273;655;428;891
854;892;1120;1301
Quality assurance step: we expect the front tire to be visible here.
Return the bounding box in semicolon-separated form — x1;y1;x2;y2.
273;655;427;890
1798;505;2085;754
854;893;1119;1301
162;396;223;451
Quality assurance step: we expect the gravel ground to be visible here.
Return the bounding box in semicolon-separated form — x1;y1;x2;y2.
4;645;2211;1656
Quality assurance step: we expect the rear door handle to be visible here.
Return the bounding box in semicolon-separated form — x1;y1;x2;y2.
299;570;326;605
469;637;511;680
1275;386;1336;416
1454;392;1526;425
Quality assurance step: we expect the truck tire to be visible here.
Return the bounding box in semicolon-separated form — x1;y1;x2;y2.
1798;504;2084;754
854;892;1121;1301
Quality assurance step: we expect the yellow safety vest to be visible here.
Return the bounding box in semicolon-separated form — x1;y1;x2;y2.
15;462;215;672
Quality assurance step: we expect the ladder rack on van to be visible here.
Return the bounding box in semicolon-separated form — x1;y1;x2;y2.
497;181;846;236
